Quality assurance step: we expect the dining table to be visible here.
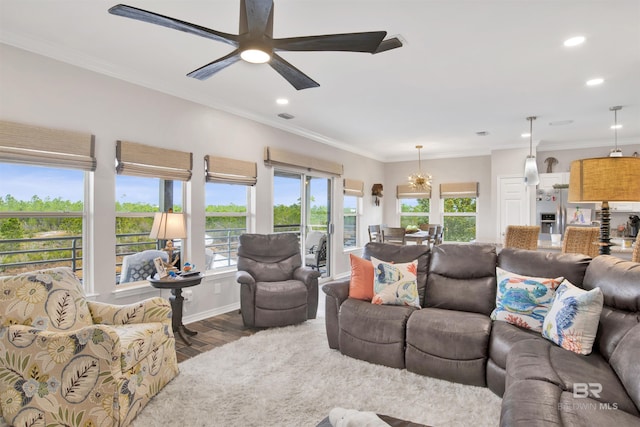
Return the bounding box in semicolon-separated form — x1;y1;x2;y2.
403;230;433;245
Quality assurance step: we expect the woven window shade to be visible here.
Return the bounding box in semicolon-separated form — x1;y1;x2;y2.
0;120;96;171
396;184;431;199
264;146;343;176
440;182;479;198
205;155;257;186
343;178;364;197
116;140;192;181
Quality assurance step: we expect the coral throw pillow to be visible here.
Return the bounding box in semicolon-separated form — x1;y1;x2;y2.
490;267;563;332
348;254;374;300
370;257;420;308
542;280;603;355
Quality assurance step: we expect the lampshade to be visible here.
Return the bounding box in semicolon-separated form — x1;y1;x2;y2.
149;212;186;240
568;157;640;202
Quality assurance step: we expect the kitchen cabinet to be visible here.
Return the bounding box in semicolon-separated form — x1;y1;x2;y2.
594;202;640;212
538;172;570;190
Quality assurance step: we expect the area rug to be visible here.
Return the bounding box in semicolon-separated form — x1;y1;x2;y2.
132;320;502;427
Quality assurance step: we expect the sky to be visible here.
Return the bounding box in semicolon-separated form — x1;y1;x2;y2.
1;164;330;208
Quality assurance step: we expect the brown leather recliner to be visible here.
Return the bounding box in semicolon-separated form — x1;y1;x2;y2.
235;233;321;327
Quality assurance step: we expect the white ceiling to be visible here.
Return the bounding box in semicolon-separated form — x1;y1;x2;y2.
1;0;639;162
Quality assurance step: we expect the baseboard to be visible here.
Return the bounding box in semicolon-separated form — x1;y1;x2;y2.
183;302;240;325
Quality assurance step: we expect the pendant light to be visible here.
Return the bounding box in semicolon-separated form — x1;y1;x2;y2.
408;145;432;191
523;116;539;186
609;106;623;157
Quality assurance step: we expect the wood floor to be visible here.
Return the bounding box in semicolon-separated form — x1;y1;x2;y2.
174;311;260;363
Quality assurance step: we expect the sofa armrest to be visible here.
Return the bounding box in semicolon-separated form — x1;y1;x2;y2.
322;279;350;303
293;266;322;285
322;278;351;349
87;297;172;326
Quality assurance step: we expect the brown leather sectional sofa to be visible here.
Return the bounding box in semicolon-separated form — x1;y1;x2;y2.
322;242;640;426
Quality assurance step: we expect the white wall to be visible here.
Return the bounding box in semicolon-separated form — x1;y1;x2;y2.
383;155;493;243
0;44;384;322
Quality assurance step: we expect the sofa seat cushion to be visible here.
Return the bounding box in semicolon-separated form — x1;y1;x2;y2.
115;322;169;372
338;298;417;369
502;379;640;427
506;339;639;416
405;308;491;386
255;280;308;310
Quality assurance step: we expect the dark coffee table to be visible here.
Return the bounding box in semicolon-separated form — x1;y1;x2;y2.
148;273;203;346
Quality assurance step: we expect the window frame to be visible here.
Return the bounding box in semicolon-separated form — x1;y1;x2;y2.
343;194;360;250
441;196;478;242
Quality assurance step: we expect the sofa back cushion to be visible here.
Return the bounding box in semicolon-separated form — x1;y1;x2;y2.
362;242;430;306
498;248;591;287
237;233;302;282
0;267;93;332
583;255;640;361
425;243;497;315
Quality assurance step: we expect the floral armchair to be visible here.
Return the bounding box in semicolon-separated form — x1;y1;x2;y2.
0;267;179;427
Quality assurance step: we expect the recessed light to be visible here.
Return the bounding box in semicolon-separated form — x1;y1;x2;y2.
521;133;531;138
549;120;574;126
276;98;289;105
611;124;623;129
564;36;585;47
586;78;604;86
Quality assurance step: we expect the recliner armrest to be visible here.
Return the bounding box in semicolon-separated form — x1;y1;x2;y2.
235;270;256;286
293;266;321;285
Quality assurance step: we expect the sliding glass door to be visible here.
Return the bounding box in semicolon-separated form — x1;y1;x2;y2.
273;170;332;278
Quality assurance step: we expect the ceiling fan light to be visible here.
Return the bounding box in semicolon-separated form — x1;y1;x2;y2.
241;49;271;64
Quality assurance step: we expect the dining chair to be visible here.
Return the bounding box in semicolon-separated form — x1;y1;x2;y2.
433;225;444;245
562;226;600;258
382;227;406;245
368;225;381;242
504;225;540;250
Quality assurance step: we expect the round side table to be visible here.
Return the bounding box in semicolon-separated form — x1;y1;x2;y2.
148;273;203;346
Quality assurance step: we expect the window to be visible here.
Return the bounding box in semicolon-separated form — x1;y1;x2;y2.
343;178;363;249
0;120;94;280
441;182;479;242
115;176;183;283
397;184;430;228
343;195;358;248
204;182;249;270
204;155;256;271
116;140;192;284
0;164;86;276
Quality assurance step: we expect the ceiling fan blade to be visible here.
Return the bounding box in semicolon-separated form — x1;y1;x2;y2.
273;31;387;53
269;53;319;90
109;4;238;47
187;50;242;80
239;0;274;36
374;37;403;54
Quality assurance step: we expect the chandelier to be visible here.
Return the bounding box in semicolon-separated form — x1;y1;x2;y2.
408;145;432;191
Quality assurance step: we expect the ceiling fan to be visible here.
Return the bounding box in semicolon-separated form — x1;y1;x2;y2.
108;0;402;90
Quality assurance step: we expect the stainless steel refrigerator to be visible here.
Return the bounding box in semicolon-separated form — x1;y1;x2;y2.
535;187;596;241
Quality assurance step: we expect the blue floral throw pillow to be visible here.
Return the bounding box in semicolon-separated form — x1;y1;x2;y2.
370;257;420;308
491;267;563;332
542;280;604;355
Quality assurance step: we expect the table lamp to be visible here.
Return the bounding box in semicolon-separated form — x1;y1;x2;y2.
568;156;640;255
149;210;186;269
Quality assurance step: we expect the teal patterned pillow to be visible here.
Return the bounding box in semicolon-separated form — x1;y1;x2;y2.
491;267;563;332
542;280;603;355
370;257;420;308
